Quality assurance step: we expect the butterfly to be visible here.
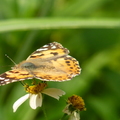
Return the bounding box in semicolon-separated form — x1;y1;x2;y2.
0;42;81;85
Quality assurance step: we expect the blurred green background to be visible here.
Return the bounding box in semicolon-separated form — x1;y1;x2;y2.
0;0;120;120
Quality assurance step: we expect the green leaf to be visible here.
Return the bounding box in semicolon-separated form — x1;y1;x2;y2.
0;18;120;32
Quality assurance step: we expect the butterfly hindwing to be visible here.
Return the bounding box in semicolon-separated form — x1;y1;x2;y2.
33;55;81;81
0;69;33;85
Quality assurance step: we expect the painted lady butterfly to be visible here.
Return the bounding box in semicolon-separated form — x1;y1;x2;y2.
0;42;81;85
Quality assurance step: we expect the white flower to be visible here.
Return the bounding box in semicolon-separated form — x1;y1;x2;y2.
13;83;65;112
69;111;80;120
63;95;86;120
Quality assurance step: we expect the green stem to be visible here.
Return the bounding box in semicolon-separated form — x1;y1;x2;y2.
60;113;68;120
42;101;48;120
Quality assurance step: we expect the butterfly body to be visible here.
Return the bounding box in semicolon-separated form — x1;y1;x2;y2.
0;42;81;85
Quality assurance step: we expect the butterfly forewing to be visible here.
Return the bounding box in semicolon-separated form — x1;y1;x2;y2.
27;42;69;60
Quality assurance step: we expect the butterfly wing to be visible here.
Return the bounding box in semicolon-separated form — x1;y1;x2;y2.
32;56;81;81
0;69;33;85
0;42;81;85
25;42;81;81
26;42;69;60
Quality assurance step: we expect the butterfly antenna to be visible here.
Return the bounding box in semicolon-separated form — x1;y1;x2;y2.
5;54;17;65
19;81;25;86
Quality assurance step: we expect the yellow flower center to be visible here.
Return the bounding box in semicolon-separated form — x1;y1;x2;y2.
68;95;86;111
25;83;47;94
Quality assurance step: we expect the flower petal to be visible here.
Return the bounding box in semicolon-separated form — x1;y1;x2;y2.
36;93;42;108
63;104;71;115
69;111;80;120
13;94;29;112
29;93;42;109
42;88;65;100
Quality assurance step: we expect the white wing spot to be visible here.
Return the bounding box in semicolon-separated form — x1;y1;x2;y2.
4;79;10;82
6;81;10;84
19;79;25;80
51;46;56;49
67;55;71;58
0;77;5;80
43;45;49;47
27;77;33;79
12;80;18;82
36;48;48;51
